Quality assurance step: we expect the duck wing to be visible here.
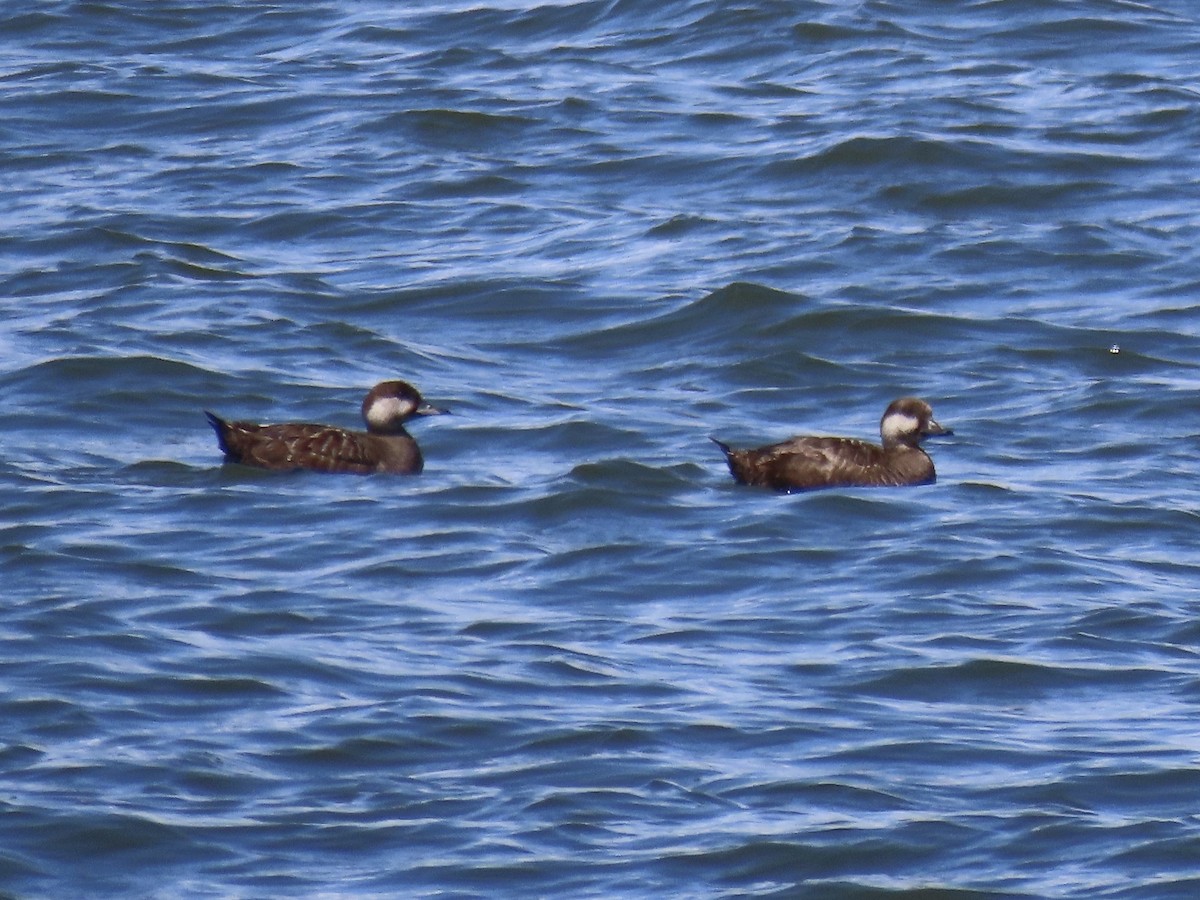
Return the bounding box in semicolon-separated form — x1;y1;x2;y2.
207;414;381;473
751;437;885;490
720;435;930;491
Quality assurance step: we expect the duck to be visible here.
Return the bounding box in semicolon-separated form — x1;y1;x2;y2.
712;397;951;492
205;380;447;474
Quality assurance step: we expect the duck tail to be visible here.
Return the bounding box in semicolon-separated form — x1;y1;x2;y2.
204;411;233;456
710;436;734;459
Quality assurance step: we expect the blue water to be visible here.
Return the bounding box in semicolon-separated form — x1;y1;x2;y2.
4;1;1200;896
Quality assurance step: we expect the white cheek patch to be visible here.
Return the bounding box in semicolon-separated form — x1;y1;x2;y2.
366;396;411;428
881;412;921;443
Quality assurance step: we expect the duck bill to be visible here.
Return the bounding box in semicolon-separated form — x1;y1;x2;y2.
924;420;952;437
416;402;449;416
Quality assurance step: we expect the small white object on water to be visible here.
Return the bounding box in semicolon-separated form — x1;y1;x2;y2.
1109;344;1120;354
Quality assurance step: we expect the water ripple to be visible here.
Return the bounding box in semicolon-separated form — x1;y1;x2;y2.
4;0;1200;896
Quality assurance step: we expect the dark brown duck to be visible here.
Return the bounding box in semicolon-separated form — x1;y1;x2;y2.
205;380;447;474
712;397;952;493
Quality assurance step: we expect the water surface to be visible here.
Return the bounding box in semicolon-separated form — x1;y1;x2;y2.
3;1;1200;897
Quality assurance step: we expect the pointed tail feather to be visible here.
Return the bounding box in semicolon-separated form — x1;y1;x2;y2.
204;411;233;457
710;436;734;458
710;437;737;476
711;436;750;484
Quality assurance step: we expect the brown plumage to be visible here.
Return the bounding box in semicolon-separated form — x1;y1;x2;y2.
205;380;447;475
712;397;952;493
